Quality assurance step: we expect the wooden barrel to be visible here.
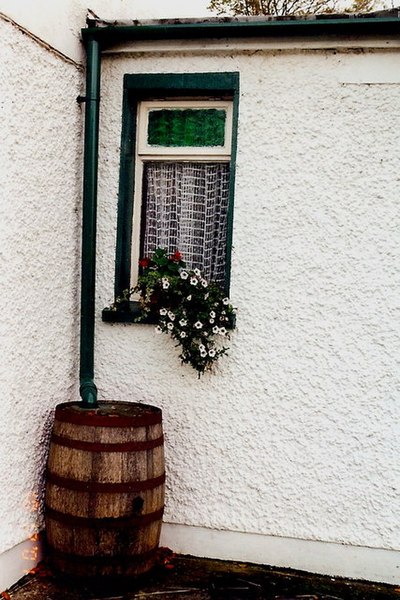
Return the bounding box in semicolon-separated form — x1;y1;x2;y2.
45;401;165;579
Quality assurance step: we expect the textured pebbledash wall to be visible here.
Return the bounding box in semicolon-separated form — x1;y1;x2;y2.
96;48;400;553
1;8;399;586
0;15;82;559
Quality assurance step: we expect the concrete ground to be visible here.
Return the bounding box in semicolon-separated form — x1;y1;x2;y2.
2;554;399;600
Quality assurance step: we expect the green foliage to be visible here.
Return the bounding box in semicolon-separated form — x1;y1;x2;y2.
208;0;378;17
347;0;377;12
113;249;236;375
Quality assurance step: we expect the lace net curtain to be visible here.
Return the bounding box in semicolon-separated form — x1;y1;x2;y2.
143;162;230;285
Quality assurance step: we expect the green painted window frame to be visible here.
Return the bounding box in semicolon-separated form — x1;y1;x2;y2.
103;72;239;323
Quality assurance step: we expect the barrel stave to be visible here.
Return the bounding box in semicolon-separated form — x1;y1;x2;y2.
45;401;165;578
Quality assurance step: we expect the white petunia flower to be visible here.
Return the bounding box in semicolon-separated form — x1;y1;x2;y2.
179;319;187;327
194;268;201;276
167;311;175;321
200;350;207;358
223;297;229;305
180;270;189;280
219;327;227;335
155;325;163;334
212;325;219;334
186;295;192;301
190;277;198;286
162;278;170;289
194;321;203;329
208;349;216;357
209;318;215;324
159;308;167;316
201;279;208;288
210;311;216;319
167;322;174;330
180;331;187;338
199;344;206;352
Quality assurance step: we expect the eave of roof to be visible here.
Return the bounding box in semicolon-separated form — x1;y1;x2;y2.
81;9;400;48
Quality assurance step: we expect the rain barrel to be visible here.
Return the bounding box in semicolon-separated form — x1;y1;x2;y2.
45;401;165;579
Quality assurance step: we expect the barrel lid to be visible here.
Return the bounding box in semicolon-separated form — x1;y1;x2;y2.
54;401;162;427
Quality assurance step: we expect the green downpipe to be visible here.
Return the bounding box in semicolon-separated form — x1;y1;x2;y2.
79;37;101;408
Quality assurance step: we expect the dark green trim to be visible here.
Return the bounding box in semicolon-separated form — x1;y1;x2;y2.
225;82;239;294
113;71;239;306
82;16;400;48
123;72;239;93
114;90;137;299
79;38;101;408
102;302;236;329
102;302;157;324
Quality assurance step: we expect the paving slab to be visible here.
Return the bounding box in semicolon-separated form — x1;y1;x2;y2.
2;554;399;600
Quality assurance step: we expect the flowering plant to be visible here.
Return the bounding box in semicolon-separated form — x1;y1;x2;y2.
114;248;236;375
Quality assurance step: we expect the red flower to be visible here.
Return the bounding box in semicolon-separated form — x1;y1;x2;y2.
139;257;150;268
170;251;182;262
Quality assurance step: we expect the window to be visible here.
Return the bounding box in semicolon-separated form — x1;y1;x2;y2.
133;100;233;287
109;73;239;321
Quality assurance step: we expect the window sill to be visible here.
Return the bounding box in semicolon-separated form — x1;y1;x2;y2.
102;301;236;329
102;301;157;324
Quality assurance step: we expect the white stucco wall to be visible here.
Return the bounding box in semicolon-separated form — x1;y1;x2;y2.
0;0;213;64
95;44;400;573
0;15;82;588
1;1;399;586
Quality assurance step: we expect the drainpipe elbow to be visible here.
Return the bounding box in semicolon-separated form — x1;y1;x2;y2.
80;378;98;408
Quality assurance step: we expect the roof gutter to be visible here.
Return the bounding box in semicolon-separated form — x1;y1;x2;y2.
82;15;400;49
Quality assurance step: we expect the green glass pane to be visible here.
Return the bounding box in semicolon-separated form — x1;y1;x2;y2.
147;109;226;147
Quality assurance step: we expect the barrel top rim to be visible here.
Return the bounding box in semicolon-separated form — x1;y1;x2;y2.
54;401;162;427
